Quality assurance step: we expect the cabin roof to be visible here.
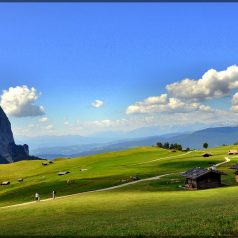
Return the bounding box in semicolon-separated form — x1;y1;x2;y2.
230;163;238;170
181;167;225;179
202;153;212;156
58;171;70;175
229;150;238;153
1;181;10;185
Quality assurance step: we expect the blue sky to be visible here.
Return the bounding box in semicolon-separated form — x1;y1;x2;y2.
1;3;238;137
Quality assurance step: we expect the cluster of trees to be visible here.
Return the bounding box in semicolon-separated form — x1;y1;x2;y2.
156;142;184;151
156;141;209;151
203;142;208;149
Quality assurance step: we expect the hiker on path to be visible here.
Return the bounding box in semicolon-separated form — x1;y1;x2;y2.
35;192;40;201
52;190;56;199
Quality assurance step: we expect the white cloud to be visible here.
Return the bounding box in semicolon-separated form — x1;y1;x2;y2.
126;94;212;114
10;65;238;137
46;124;54;130
91;99;104;108
12;108;238;137
231;92;238;111
0;85;45;117
166;65;238;101
64;121;70;126
143;94;168;104
39;117;48;122
48;109;238;136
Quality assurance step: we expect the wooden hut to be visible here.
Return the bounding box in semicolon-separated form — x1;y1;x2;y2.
181;167;226;189
229;163;238;182
58;171;70;176
1;181;10;185
228;150;238;155
202;153;213;157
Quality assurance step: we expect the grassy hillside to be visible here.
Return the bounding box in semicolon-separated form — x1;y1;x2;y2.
0;146;228;206
1;145;238;235
2;186;238;236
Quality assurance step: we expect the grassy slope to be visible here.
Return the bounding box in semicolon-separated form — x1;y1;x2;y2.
1;145;238;235
1;187;238;236
0;146;214;206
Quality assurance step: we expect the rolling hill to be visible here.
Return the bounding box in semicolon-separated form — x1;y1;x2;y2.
0;145;238;235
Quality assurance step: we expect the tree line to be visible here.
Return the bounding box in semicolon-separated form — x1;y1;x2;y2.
156;142;186;151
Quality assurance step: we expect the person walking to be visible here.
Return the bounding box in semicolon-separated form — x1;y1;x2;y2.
35;192;40;201
52;190;56;199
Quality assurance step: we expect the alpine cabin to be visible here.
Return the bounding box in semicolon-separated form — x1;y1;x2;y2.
202;153;213;157
181;167;226;190
228;150;238;155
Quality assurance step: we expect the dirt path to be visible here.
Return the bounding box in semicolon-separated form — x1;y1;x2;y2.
0;155;230;210
214;156;230;166
128;150;193;166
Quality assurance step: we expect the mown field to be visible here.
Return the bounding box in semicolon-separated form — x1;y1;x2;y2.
1;145;238;236
2;187;238;236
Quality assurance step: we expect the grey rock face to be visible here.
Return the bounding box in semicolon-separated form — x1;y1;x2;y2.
0;106;37;163
0;107;15;162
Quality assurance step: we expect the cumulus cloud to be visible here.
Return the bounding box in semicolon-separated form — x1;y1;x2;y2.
231;92;238;111
0;85;45;117
39;117;48;122
91;99;104;108
166;65;238;101
126;94;212;114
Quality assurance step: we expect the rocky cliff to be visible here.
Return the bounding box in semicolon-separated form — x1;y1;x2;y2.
0;106;40;163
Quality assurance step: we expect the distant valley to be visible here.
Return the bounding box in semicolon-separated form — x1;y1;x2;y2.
27;126;238;160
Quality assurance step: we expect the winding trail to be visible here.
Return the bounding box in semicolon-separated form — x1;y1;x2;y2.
0;154;230;210
214;156;230;166
127;151;193;166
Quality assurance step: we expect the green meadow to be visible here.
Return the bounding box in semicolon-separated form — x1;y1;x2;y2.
1;145;238;236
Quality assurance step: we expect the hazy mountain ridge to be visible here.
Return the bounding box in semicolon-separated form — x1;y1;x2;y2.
31;126;238;160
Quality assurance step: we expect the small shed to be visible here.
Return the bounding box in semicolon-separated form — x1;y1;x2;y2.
228;150;238;155
202;153;213;157
17;178;24;182
1;181;10;185
229;163;238;182
42;162;48;166
58;171;70;176
130;176;140;181
181;167;226;189
80;169;88;172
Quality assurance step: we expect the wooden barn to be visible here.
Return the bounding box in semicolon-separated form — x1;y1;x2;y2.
202;153;213;157
228;150;238;155
58;171;70;176
1;181;10;185
181;167;226;190
229;163;238;182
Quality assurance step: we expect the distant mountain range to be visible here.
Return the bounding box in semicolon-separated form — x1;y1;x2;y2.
28;126;238;160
